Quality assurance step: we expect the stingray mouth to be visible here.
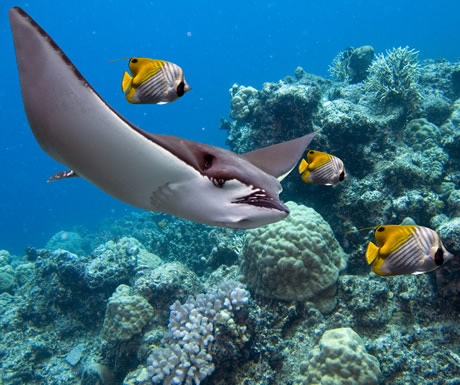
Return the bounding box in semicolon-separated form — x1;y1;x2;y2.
233;190;289;213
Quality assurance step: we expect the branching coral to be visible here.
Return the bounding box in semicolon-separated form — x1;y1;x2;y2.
146;281;250;385
363;46;422;109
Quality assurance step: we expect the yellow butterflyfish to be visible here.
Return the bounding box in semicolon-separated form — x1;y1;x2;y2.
365;225;453;276
298;150;346;185
122;57;191;104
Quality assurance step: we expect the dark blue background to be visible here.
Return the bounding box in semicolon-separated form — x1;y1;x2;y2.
1;0;458;254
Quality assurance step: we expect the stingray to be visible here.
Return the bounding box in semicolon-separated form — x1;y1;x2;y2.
9;7;317;229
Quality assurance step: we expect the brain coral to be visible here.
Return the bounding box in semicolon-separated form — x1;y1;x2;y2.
239;201;347;303
299;328;382;385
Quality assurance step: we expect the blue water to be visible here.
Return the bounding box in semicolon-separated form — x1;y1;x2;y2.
1;0;459;255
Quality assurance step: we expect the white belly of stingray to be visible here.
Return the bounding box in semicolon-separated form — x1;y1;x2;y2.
149;176;287;228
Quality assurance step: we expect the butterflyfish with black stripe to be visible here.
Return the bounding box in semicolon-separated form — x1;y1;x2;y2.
121;57;191;104
298;150;346;185
365;225;453;276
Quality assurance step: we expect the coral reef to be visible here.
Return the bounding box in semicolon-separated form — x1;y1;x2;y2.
329;45;375;83
221;72;325;153
133;262;203;322
145;281;250;385
239;201;347;312
297;327;382;385
95;212;235;275
101;285;155;344
85;237;145;291
222;51;459;270
363;46;422;111
0;250;16;294
46;230;89;256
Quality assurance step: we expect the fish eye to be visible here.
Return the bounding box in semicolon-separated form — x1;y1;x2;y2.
339;171;345;181
309;150;315;155
130;58;138;64
377;226;385;232
176;81;185;97
434;247;444;265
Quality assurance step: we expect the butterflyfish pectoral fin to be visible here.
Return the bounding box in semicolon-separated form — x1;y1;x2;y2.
121;71;132;93
298;158;308;174
365;242;379;265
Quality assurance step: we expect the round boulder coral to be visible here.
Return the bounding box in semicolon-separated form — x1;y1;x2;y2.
101;285;155;344
300;327;382;385
238;201;347;303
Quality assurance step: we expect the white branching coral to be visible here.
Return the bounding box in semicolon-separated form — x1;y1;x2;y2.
146;281;249;385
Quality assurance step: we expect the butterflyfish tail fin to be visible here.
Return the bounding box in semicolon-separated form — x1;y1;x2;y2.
122;71;132;93
365;242;379;265
298;158;308;174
